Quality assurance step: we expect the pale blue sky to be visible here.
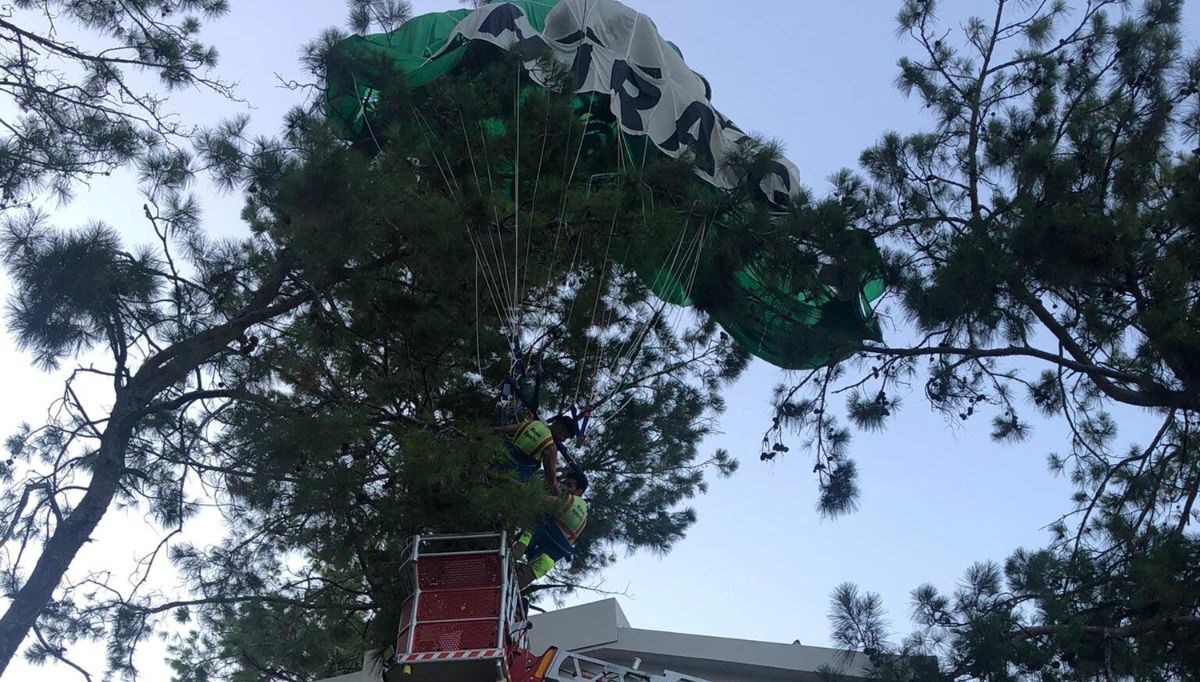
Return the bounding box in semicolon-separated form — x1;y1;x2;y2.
3;1;1198;678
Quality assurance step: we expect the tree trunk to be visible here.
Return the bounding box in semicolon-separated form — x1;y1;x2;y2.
0;252;381;672
0;404;135;675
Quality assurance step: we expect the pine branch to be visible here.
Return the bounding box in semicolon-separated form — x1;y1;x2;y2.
859;338;1195;411
136;388;269;419
1019;291;1196;410
1017;615;1200;641
31;623;91;682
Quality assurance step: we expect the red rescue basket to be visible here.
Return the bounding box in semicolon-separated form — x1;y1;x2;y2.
388;533;530;682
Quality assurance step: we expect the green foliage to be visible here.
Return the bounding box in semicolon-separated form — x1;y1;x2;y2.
0;0;231;205
2;214;161;369
801;1;1200;678
0;36;758;677
156;41;750;681
772;0;1200;512
348;0;411;34
832;530;1200;681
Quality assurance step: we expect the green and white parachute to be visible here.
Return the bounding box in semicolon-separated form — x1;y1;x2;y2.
324;0;883;370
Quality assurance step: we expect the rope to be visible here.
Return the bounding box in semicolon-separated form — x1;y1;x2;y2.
573;198;621;404
459;111;514;327
609;214;700;376
350;71;385;155
475;257;484;381
512;67;522;337
409;105;511;335
520;91;551;308
597;214;708;418
476;118;516;326
585;127;636;408
541;95;597;299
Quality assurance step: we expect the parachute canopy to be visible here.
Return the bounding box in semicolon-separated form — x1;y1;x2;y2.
324;0;883;369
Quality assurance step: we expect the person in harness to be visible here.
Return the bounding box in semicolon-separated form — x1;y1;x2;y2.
513;470;588;589
495;414;579;491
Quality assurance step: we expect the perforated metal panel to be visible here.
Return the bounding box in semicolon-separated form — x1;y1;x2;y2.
417;554;502;590
398;596;415;630
417;587;501;621
397;625;414;655
412;620;500;652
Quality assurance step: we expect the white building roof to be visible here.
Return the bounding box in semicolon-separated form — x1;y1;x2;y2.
528;598;873;682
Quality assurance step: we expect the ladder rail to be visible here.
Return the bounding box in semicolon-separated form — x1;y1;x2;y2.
540;649;712;682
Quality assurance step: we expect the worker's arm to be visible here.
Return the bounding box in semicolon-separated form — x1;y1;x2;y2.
542;442;560;493
493;422;523;435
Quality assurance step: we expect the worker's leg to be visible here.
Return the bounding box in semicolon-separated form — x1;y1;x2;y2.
516;563;534;590
518;554;554;590
512;529;532;559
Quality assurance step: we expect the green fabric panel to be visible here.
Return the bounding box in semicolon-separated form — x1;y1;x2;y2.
325;1;557;139
364;9;472;79
325;9;469;138
322;0;886;370
640;238;882;368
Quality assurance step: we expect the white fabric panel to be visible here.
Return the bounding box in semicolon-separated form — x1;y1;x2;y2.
437;0;803;208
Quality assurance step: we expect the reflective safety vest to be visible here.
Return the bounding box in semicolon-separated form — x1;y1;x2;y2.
512;419;555;462
553;494;588;544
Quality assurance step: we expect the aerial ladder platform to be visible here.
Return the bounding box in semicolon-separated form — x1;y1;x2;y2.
385;533;713;682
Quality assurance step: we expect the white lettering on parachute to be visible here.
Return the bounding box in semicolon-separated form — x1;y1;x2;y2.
436;0;802;209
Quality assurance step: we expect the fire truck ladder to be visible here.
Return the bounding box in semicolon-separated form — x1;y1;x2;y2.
531;648;714;682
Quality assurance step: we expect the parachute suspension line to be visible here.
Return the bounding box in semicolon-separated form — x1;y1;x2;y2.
597;215;707;421
512;64;522;340
477;118;517;331
555;96;606;323
589;233;634;410
585;126;636;410
541;94;598;299
516;95;598;374
409;104;509;336
350;71;385;155
573;196;621;406
620;212;707;412
411;105;469;206
470;225;525;390
598;207;713;424
475;256;485;381
608;212;697;377
410;104;517;388
520;88;551;310
467;229;513;337
459;110;517;335
557;207;590;341
603;153;688;377
417;105;506;336
665;213;709;334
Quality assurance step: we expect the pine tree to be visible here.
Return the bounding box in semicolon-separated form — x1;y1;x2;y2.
774;0;1200;678
0;1;253;676
163;44;749;681
2;12;751;679
0;0;232;206
0;149;413;677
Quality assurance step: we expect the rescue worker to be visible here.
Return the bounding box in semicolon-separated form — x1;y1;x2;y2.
494;414;578;491
513;471;588;589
